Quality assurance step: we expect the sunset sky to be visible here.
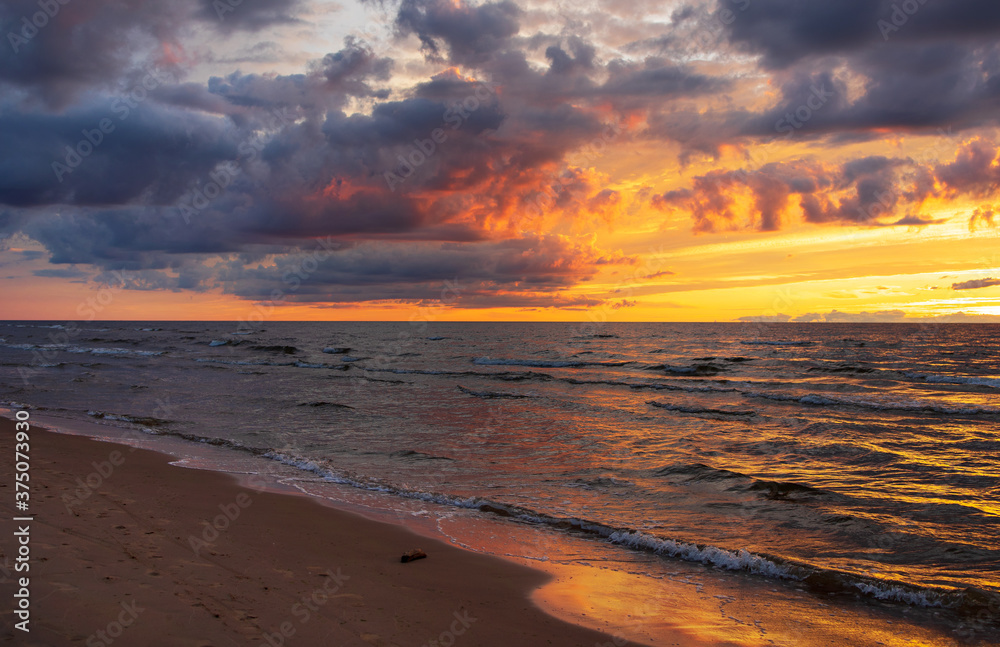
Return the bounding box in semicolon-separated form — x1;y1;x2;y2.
1;0;999;321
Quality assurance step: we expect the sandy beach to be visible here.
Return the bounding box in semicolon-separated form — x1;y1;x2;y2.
0;419;622;646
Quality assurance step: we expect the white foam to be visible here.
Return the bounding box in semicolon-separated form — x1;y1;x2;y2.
906;373;1000;389
851;581;945;607
4;342;164;357
607;530;796;579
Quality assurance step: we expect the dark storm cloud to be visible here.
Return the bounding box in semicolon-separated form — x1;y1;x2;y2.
317;37;394;97
215;235;623;303
0;0;306;107
33;266;88;279
653;146;1000;233
715;0;1000;138
18;208;248;267
934;139;1000;197
27;231;620;306
598;57;726;100
722;0;1000;68
885;214;947;227
394;0;522;65
621;1;1000;151
0;24;632;303
195;0;304;33
544;37;595;76
0;102;238;208
17;0;999;306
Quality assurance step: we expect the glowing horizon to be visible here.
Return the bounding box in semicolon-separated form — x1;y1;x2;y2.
1;0;999;322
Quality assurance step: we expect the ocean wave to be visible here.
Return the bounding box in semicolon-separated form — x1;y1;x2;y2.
0;401;34;410
486;371;554;382
905;373;1000;389
474;357;584;368
457;385;532;399
653;462;748;481
473;357;631;368
3;343;165;357
196;358;297;367
55;416;992;616
607;530;795;579
557;376;740;394
653;463;831;501
297;401;354;409
251;345;299;354
648;401;756;417
744;479;825;500
808;364;876;374
389;449;454;461
363;367;475;377
86;410;171;426
294;361;349;370
741;340;815;347
649;363;725;376
322;347;350;354
569;476;634;490
367;367;554;383
742;391;1000;415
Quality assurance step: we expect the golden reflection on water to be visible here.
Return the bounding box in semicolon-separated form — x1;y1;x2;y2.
533;561;962;647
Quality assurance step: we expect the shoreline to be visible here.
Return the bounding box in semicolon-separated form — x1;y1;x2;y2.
0;418;627;646
1;413;987;647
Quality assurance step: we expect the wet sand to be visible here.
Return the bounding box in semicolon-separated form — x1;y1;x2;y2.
0;419;625;646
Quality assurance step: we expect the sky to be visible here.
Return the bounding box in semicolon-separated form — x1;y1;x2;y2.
1;0;999;322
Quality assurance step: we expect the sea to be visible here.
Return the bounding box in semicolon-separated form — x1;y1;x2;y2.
2;321;998;646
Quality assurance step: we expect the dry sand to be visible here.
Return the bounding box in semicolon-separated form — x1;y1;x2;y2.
0;419;621;646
